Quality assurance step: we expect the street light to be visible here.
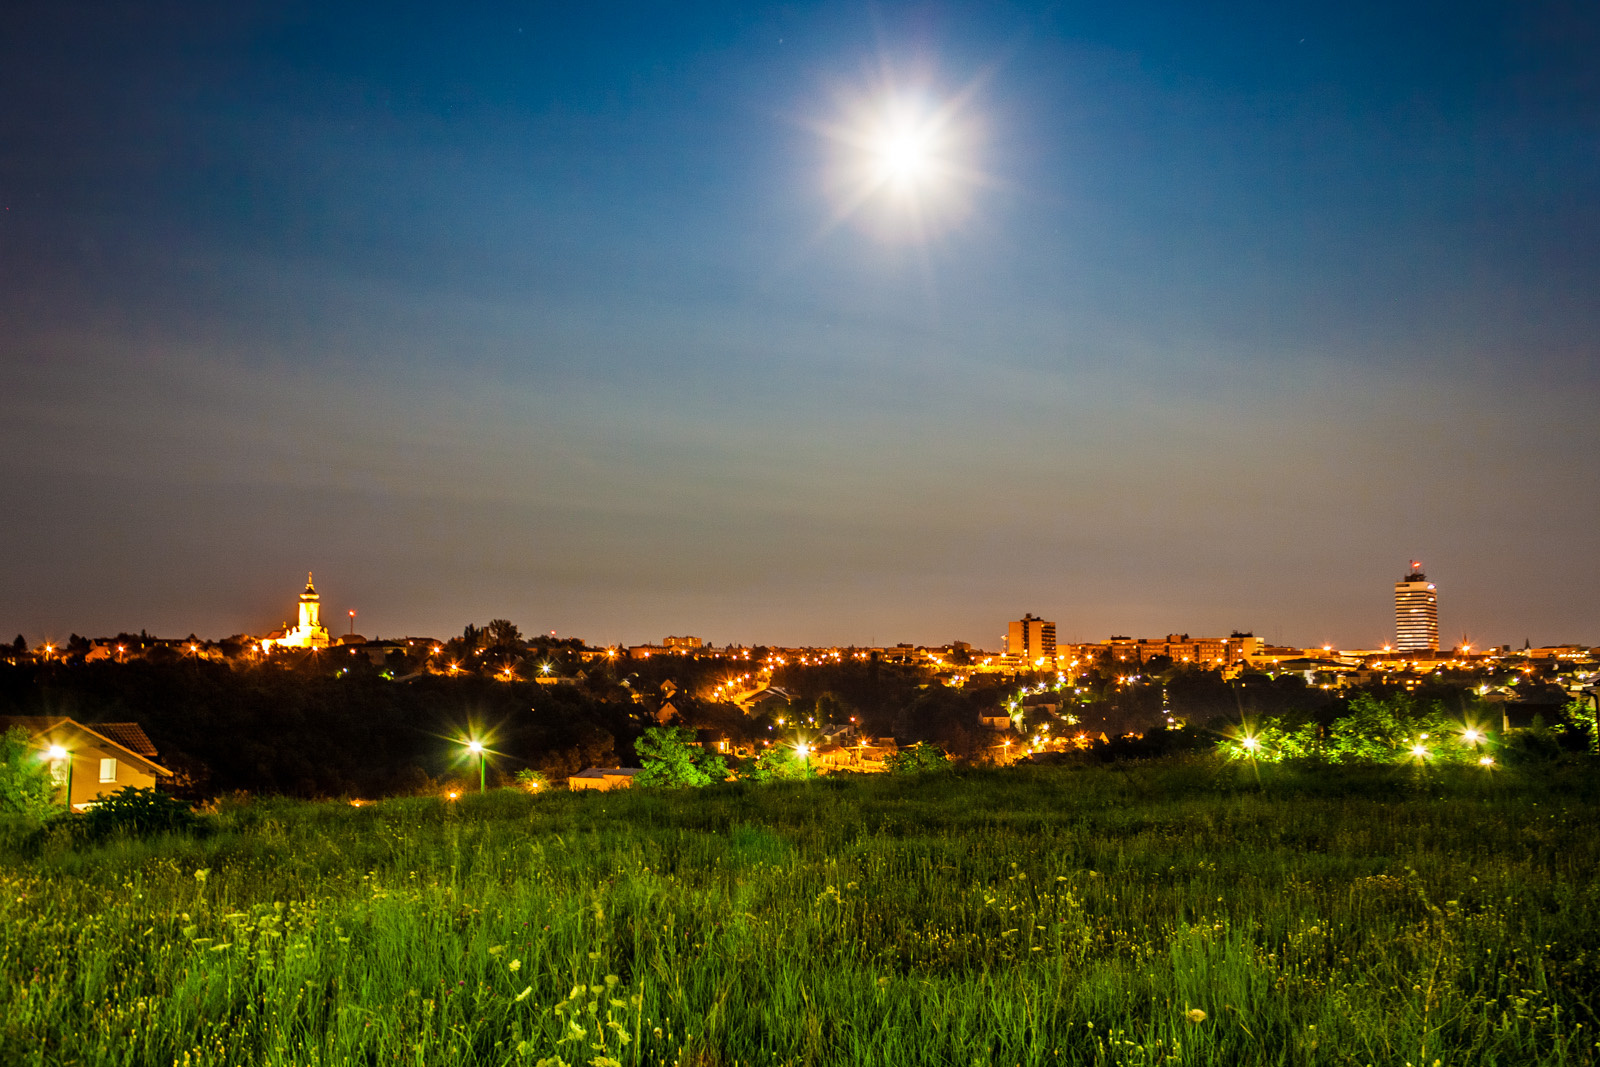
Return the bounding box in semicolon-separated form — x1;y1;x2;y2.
466;740;485;794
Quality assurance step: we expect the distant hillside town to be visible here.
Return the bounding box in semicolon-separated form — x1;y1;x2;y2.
7;566;1594;695
3;567;1594;802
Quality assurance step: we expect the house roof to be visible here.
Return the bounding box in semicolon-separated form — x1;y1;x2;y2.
0;716;172;777
569;767;643;779
93;723;159;758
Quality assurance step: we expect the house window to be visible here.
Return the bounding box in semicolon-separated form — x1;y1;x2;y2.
99;758;117;783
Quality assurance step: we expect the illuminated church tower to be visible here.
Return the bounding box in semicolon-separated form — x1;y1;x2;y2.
1394;561;1438;653
264;573;332;649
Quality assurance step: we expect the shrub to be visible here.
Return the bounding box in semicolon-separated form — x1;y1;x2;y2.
884;742;950;776
513;768;551;793
79;787;202;840
0;726;58;820
634;727;728;787
1219;716;1320;762
1565;697;1598;753
1225;694;1499;766
737;745;817;782
1500;718;1572;767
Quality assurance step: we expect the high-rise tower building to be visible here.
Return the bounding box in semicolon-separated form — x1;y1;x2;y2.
1394;562;1438;653
1007;613;1057;669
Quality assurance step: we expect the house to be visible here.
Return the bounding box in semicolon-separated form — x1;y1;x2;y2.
567;767;644;791
0;716;171;811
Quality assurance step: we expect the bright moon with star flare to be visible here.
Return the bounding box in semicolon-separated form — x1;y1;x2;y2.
815;73;986;242
870;102;942;190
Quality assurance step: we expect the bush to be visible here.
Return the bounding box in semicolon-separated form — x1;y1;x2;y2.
79;787;202;840
1500;719;1574;767
736;745;817;782
0;726;58;820
513;768;551;793
884;742;950;776
634;727;728;788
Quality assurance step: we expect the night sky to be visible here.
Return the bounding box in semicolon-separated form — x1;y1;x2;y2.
3;2;1597;650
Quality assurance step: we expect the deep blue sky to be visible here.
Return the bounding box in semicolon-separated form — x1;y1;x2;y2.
3;1;1597;649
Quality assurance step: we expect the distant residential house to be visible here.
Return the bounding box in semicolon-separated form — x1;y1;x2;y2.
0;716;171;812
567;767;643;791
813;737;896;772
84;640;136;663
743;687;794;710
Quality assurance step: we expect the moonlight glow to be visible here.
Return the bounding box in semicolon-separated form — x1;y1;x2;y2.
870;105;942;189
815;72;986;241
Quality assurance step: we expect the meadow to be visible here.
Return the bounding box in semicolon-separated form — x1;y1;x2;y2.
2;761;1597;1067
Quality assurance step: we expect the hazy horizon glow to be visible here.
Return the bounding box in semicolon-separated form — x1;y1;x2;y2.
2;2;1596;651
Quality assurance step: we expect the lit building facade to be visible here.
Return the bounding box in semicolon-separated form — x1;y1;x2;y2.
263;573;332;650
1007;614;1057;669
662;635;704;651
1394;562;1439;652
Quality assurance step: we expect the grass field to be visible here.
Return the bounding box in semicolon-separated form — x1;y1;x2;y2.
3;761;1598;1066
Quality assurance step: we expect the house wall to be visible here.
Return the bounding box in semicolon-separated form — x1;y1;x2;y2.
56;743;161;811
567;774;636;791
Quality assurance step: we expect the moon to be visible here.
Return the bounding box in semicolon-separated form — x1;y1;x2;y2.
870;106;940;190
813;76;986;242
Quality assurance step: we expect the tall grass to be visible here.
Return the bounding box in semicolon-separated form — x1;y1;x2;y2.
2;760;1597;1066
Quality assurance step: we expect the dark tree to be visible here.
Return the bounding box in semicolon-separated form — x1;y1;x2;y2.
486;619;524;650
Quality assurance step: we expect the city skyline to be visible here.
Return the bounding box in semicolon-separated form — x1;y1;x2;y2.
2;559;1581;655
3;2;1597;648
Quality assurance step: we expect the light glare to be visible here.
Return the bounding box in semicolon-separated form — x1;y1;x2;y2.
815;68;989;243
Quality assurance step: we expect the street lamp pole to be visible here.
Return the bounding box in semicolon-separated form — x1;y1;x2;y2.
468;740;485;793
